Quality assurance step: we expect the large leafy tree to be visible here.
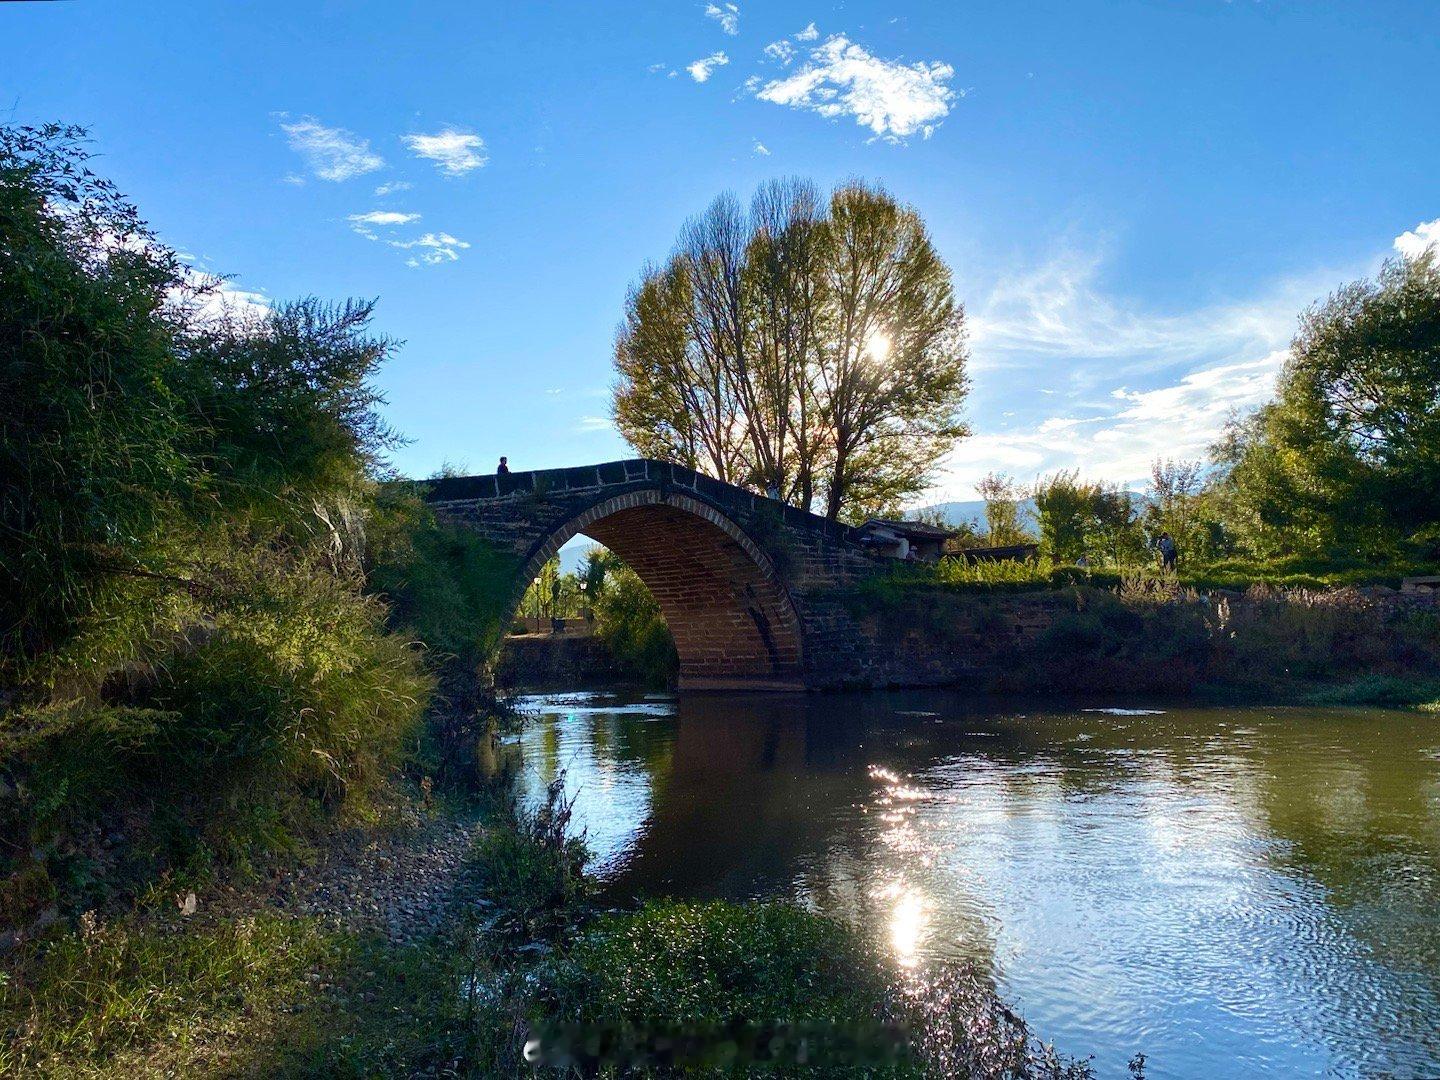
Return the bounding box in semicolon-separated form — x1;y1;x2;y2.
613;178;969;522
1217;254;1440;556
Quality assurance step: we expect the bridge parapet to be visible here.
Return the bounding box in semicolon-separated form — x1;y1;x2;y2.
420;458;866;547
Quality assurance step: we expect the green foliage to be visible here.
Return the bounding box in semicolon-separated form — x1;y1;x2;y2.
590;555;678;685
1;124;192;680
1033;471;1096;564
518;556;583;624
1213;254;1440;558
1029;472;1145;567
0;910;523;1078
0;125;433;912
0;913;341;1074
369;492;518;664
541;899;909;1075
975;473;1032;546
614;178;969;522
1;574;428;903
476;776;590;938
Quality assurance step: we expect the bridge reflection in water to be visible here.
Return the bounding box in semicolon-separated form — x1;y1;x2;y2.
514;690;1440;1079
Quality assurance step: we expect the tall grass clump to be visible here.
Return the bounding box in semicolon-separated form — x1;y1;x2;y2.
0;124;435;922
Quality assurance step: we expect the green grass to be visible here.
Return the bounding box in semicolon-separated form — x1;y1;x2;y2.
0;913;339;1076
1300;673;1440;709
864;554;1440;599
0;874;527;1077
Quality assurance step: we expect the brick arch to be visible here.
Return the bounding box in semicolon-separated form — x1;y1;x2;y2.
507;489;804;690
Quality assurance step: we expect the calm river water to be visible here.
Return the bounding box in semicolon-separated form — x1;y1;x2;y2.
513;690;1440;1078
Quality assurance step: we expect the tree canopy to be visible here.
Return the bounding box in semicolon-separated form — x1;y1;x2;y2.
612;178;969;523
1215;253;1440;557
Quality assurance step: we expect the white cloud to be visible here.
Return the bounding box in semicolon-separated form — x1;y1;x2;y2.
279;116;384;182
687;51;730;82
921;236;1372;502
402;127;488;176
934;353;1289;500
795;22;819;41
389;231;471;266
764;39;795;65
348;209;421;239
577;415;614;434
966;242;1313;375
374;180;412;196
704;2;739;35
754;35;957;140
349;210;420;226
753;140;771;156
1394;218;1440;259
169;269;271;326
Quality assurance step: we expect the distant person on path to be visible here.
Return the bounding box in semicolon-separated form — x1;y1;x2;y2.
1158;532;1177;572
496;456;510;475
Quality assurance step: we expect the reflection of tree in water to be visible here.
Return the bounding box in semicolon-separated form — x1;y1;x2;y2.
1237;710;1440;1064
601;693;1005;983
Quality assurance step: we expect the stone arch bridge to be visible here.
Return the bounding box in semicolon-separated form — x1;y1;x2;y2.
420;459;890;690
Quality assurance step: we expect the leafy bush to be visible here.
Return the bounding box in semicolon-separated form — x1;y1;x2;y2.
592;560;678;685
476;776;590;938
546;900;883;1028
539;900;1104;1078
0;125;434;914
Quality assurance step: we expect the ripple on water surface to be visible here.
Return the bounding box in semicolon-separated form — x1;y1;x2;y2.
514;690;1440;1078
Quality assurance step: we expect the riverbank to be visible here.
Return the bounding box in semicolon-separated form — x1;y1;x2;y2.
1;717;1109;1078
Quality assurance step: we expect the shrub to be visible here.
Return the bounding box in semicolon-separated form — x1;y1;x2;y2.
592;561;678;685
0;126;433;914
476;776;589;938
539;900;912;1075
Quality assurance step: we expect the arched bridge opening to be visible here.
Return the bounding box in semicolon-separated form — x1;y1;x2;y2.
420;459;885;691
519;490;804;690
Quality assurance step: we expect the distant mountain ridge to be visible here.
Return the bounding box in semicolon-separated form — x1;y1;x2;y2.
913;499;1036;530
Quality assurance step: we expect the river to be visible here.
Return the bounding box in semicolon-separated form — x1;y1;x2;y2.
513;690;1440;1078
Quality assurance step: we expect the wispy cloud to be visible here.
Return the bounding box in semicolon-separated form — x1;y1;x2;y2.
174;274;272;325
754;35;957;140
934;352;1290;500
577;415;614;434
794;22;819;41
347;209;421;239
390;231;471;266
764;39;796;65
704;2;739;35
402;127;488;176
752;140;771;156
279;115;384;181
924;235;1371;501
373;180;412;196
687;51;730;83
1394;218;1440;259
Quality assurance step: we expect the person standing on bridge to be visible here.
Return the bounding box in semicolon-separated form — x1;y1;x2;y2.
496;456;510;475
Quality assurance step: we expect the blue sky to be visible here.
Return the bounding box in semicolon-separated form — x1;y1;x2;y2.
6;1;1439;501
